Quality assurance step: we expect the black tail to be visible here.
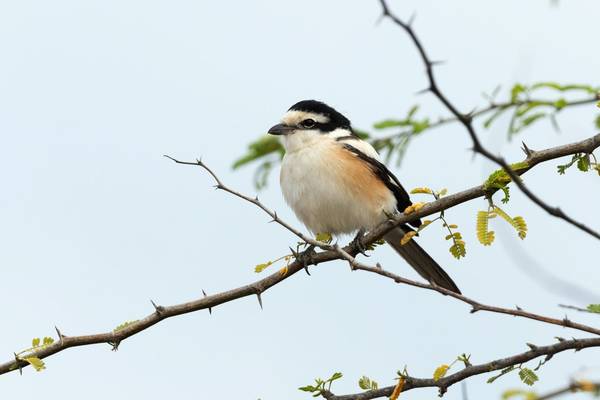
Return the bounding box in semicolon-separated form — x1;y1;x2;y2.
384;227;461;294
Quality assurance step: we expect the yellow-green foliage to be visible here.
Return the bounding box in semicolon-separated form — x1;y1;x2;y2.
315;232;333;243
477;206;527;245
484;162;529;190
476;210;495;245
447;231;466;259
113;320;139;333
14;336;55;372
518;368;539;386
400;230;417;245
358;376;379;391
409;186;466;259
433;364;450;381
501;389;538;400
493;206;528;239
255;254;293;273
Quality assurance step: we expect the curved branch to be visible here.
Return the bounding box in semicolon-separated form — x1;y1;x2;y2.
334;246;600;335
322;337;600;400
377;0;600;240
2;133;598;376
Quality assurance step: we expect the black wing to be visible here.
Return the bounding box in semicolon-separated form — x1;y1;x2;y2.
341;143;421;228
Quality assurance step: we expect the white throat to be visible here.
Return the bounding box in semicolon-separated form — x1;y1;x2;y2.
280;128;353;154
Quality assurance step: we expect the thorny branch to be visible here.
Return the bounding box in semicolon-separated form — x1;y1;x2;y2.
372;96;598;147
321;337;600;400
333;246;600;336
377;0;600;241
2;132;599;376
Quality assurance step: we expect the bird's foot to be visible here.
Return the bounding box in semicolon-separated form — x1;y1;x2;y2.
350;229;370;257
292;244;316;275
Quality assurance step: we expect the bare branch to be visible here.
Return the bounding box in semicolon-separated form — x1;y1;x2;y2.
377;0;600;240
322;338;600;400
334;247;600;335
163;155;331;250
2;133;598;376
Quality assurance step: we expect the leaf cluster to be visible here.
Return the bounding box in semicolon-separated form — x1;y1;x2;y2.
483;162;529;204
371;105;430;165
484;82;600;138
431;354;471;382
232;135;285;189
487;365;539;386
14;336;55;372
358;375;379;391
113;320;140;333
477;205;528;246
404;188;466;259
557;153;600;176
299;372;343;397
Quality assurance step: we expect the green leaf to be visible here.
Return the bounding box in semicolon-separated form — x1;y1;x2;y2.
587;304;600;313
316;232;333;243
407;105;420;119
298;385;317;393
353;129;371;140
433;364;450;381
553;98;567;110
357;375;378;390
483;162;529;192
511;84;526;102
359;376;372;390
254;261;273;273
42;337;54;346
595;115;600;130
515;102;543;118
518;368;539;386
113;320;139;332
328;372;343;383
577;155;590;172
531;82;598;94
449;241;467;259
557;154;580;175
487;366;516;384
411;119;430;134
373;119;411;129
483;106;509;129
32;338;40;348
502;389;538;400
24;357;46;372
232;135;283;170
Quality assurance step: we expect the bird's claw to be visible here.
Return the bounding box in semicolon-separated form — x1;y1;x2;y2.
351;230;370;257
294;245;316;275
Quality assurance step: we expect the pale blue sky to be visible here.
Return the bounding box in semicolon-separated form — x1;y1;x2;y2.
1;1;599;399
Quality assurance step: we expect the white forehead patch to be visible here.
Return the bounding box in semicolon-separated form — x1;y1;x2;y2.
282;110;330;126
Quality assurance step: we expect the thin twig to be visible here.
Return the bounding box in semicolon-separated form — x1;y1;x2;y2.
377;0;600;240
372;96;597;146
163;155;331;250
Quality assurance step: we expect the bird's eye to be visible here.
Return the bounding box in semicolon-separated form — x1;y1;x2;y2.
300;119;316;129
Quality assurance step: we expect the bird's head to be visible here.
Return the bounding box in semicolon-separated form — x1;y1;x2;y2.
268;100;354;153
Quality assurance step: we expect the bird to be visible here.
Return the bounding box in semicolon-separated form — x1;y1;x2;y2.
267;99;461;294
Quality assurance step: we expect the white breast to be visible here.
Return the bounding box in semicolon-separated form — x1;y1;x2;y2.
279;134;396;235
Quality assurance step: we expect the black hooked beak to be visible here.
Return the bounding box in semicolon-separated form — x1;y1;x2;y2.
268;123;295;136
